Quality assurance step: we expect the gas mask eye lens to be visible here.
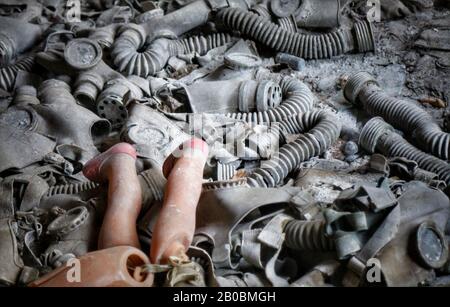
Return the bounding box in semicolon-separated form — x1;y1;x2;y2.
413;221;449;269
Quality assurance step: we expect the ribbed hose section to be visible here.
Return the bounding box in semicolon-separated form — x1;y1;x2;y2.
250;4;272;19
111;27;234;77
175;33;234;55
277;16;297;33
0;33;16;68
362;91;432;137
111;27;174;77
0;55;34;91
345;71;450;160
247;110;341;187
225;76;314;125
353;20;375;52
382;134;450;184
284;220;335;251
217;8;374;59
360;117;450;184
416;124;450;162
46;181;100;197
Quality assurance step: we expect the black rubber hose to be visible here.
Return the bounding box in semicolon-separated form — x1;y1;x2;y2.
111;31;234;77
247;110;341;187
225;75;314;124
43;168;166;208
46;181;99;197
277;16;297;33
175;33;235;54
217;8;375;60
250;4;272;20
0;56;34;92
284;220;335;251
344;71;450;161
359;117;450;184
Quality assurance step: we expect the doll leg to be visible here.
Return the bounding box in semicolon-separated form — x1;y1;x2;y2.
150;138;209;264
83;143;142;249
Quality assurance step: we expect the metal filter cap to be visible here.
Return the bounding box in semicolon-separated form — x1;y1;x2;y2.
64;38;102;70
